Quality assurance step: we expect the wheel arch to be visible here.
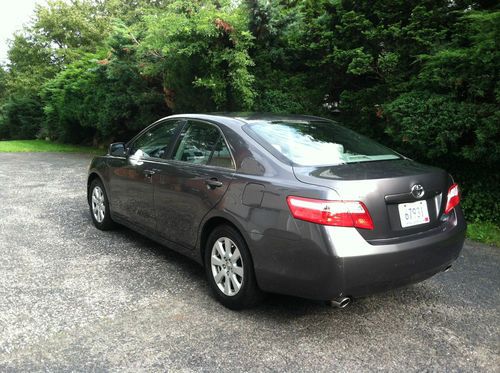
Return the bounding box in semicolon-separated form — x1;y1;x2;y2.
87;171;107;205
198;214;251;267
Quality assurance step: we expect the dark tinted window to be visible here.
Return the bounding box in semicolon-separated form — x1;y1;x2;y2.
245;120;401;166
129;120;181;159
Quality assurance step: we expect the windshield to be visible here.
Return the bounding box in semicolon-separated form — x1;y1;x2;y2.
245;120;401;166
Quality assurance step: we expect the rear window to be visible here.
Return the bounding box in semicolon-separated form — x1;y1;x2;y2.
244;120;401;166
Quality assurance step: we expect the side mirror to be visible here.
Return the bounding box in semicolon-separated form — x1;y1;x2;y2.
108;142;127;157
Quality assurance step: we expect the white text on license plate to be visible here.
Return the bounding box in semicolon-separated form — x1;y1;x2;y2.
398;200;430;228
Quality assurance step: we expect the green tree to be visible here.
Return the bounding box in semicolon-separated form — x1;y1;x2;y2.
138;0;255;111
41;49;168;143
383;9;500;222
0;95;44;139
32;0;111;63
0;33;58;139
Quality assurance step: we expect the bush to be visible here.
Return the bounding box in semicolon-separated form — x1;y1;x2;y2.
449;163;500;224
41;53;168;143
0;95;43;139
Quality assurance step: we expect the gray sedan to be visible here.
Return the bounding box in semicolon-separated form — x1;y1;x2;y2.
87;113;466;309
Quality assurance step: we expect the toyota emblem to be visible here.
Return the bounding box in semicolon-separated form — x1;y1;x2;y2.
411;184;425;199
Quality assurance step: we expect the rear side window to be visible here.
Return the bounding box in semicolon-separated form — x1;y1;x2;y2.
208;137;234;169
173;121;235;169
129;120;181;159
245;120;401;166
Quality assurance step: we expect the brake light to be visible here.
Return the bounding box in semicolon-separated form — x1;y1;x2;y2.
444;183;460;214
286;196;374;230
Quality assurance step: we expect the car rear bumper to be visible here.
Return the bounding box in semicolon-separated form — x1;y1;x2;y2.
251;208;466;301
340;223;465;297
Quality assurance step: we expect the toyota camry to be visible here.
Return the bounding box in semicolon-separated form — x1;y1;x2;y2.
87;113;466;309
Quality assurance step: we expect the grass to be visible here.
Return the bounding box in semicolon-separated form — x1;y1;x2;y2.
467;221;500;246
0;139;102;154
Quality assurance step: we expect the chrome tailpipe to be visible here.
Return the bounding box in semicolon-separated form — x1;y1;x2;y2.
443;265;452;272
328;296;351;309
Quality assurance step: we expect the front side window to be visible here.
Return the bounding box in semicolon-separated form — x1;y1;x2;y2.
129;120;181;159
173;121;234;168
245;120;401;167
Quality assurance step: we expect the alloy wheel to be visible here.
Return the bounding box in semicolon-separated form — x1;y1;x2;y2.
210;237;244;296
91;186;106;223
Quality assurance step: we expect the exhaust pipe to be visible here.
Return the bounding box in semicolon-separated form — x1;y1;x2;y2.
329;296;351;309
443;265;452;272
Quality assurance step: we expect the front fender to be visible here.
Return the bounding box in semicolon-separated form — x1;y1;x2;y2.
87;156;110;205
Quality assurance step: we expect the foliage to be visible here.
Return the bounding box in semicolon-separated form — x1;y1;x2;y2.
0;67;6;96
0;0;498;226
5;33;59;95
31;0;111;63
467;222;500;247
384;92;477;160
384;10;500;164
138;0;256;111
455;163;500;223
0;95;44;140
41;51;167;143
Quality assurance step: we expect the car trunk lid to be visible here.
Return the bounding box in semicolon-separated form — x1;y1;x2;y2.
293;159;451;241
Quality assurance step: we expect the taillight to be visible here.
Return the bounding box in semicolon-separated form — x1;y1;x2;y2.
286;196;374;230
444;183;460;214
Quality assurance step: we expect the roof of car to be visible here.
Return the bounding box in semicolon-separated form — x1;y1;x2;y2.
167;112;330;126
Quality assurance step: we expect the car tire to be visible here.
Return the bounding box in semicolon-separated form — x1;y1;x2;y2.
89;178;115;231
205;225;263;310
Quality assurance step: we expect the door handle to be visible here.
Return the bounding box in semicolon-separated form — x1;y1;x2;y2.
143;169;156;177
205;178;223;189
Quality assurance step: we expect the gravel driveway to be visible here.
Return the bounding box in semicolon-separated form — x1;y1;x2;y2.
0;152;498;372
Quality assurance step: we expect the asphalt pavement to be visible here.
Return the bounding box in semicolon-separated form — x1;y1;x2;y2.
0;152;498;372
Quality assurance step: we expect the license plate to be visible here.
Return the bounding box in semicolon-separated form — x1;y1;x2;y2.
398;200;430;228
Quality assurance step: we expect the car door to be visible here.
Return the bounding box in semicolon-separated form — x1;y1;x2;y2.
152;119;235;249
107;119;184;231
